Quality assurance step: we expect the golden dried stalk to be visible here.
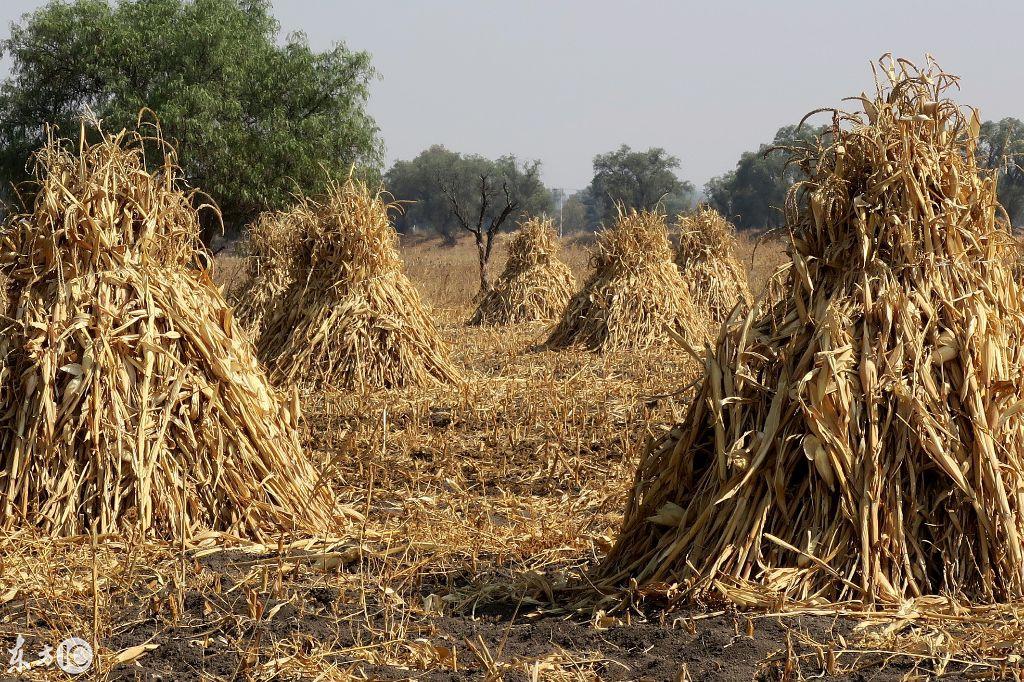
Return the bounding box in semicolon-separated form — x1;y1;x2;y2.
469;216;576;325
675;205;750;324
0;273;9;316
598;56;1024;606
0;124;336;540
258;178;460;388
545;208;708;352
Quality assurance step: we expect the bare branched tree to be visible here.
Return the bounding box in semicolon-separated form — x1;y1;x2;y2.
439;173;520;293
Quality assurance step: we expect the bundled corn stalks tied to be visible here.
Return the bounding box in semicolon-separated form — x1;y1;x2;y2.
258;178;460;389
230;204;312;336
545;208;708;352
598;56;1024;606
675;205;751;324
0;123;337;540
469;216;576;325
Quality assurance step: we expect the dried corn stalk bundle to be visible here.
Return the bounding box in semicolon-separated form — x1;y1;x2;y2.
469;217;576;325
675;206;750;324
545;209;707;351
599;57;1024;606
258;178;460;388
0;125;336;540
230;205;310;335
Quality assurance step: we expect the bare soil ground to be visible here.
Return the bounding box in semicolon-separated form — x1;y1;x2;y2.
1;233;1008;680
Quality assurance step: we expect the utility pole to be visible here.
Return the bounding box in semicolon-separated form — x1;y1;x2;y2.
553;188;565;238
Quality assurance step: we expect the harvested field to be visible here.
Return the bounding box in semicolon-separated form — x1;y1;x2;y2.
0;0;1014;671
2;222;1016;679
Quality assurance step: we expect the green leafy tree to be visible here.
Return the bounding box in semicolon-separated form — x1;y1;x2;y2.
977;118;1024;226
584;145;693;226
706;124;824;230
0;0;383;238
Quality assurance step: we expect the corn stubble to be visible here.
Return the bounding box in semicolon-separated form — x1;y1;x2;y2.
258;178;460;389
599;57;1024;605
0;125;336;539
545;209;708;352
469;216;576;325
675;205;751;324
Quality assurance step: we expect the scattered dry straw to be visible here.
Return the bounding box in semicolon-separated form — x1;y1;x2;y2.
0;123;336;539
599;56;1024;605
675;205;751;324
545;208;707;352
258;178;460;388
469;216;576;325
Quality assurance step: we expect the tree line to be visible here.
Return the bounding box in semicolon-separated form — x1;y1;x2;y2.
2;0;1024;247
386;120;1024;236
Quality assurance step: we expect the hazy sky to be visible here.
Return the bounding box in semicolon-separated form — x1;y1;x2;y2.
3;0;1024;191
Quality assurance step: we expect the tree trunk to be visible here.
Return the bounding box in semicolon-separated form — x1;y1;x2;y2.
475;234;491;293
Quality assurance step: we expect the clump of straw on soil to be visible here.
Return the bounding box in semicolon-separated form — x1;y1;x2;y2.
258;178;460;388
230;205;311;335
675;205;750;324
598;57;1024;606
545;208;707;351
469;216;576;325
0;124;335;540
